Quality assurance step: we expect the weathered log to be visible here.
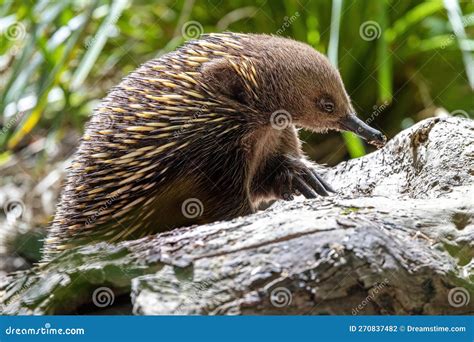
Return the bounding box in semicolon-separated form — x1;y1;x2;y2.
1;117;473;315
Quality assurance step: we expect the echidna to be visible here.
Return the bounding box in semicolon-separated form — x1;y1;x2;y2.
41;32;386;261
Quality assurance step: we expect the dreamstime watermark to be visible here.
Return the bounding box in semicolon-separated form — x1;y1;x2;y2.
175;279;213;314
181;198;204;219
84;14;121;49
276;12;300;36
270;286;292;308
4;323;85;336
270;109;292;130
92;287;115;308
1;111;24;137
440;15;474;49
3;199;25;223
0;278;35;311
2;21;26;41
464;13;474;26
448;287;470;308
174;277;241;315
84;190;121;226
352;278;389;315
360;101;389;132
359;21;382;41
181;21;204;41
173;104;208;139
440;34;456;49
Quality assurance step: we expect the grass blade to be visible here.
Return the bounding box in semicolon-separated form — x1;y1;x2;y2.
443;0;474;90
7;2;98;149
385;1;444;43
327;0;342;67
377;0;392;103
328;0;366;158
70;0;128;90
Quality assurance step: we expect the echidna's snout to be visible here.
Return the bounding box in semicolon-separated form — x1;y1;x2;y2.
339;114;387;147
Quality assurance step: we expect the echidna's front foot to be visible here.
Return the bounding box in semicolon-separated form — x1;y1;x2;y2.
251;156;335;202
292;165;335;198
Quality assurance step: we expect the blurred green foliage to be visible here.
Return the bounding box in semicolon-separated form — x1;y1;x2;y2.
0;0;473;163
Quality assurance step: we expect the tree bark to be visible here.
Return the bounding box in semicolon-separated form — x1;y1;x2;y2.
1;117;473;315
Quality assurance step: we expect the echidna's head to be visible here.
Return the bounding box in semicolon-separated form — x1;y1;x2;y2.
202;34;386;146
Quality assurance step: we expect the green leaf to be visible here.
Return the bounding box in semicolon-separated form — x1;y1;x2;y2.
377;0;392;103
342;131;366;158
386;0;444;43
70;0;128;90
327;0;342;67
7;2;98;149
328;0;366;158
443;0;474;90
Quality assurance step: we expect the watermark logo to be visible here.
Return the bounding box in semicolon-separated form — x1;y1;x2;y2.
270;109;292;130
181;198;204;219
352;279;389;315
358;101;389;134
92;287;115;308
1;111;24;137
440;34;456;49
276;12;300;36
270;287;292;308
84;14;121;49
3;199;25;222
3;22;26;41
173;104;208;139
181;21;204;41
84;190;121;226
359;21;382;41
448;287;470;308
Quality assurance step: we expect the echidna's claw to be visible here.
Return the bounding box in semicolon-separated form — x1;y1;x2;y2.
299;170;330;196
293;175;318;199
290;162;335;198
311;169;336;193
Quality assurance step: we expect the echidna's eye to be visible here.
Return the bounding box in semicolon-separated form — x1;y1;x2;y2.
318;97;335;113
324;102;334;113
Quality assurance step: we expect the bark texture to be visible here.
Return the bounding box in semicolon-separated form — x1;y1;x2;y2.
1;117;473;315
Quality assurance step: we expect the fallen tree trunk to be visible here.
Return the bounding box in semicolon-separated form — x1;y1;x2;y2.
1;117;473;315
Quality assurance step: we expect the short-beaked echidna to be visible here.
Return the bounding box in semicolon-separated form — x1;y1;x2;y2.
42;32;385;261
